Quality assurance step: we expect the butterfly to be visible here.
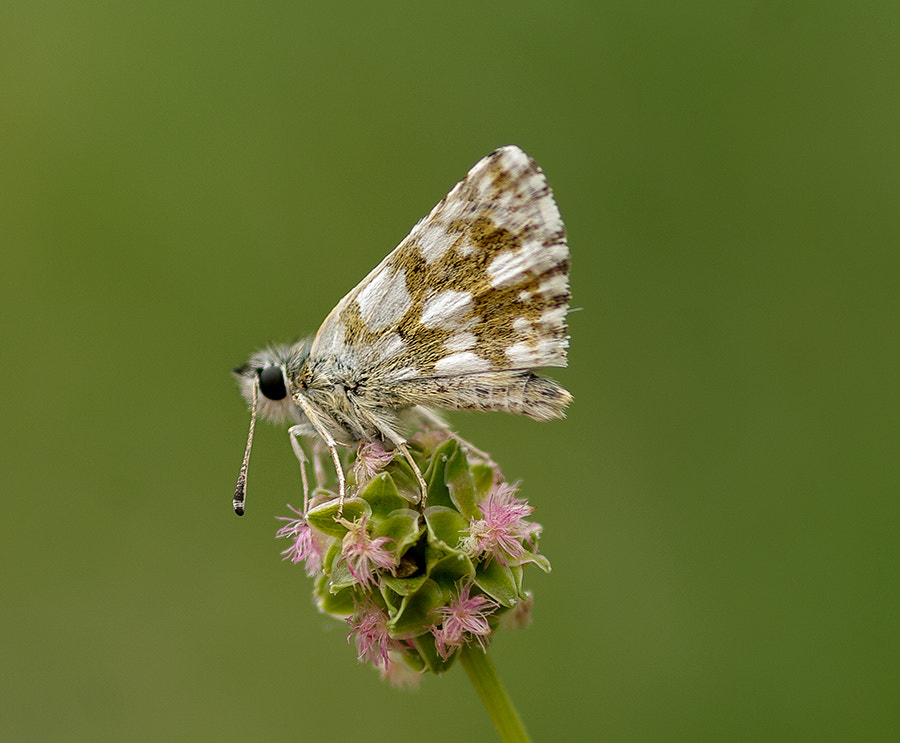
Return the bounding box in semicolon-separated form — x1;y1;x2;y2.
233;145;571;515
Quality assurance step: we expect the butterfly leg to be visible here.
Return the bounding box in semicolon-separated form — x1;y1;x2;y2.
345;403;429;503
309;440;330;490
292;394;350;509
325;442;348;506
288;424;316;513
396;442;428;504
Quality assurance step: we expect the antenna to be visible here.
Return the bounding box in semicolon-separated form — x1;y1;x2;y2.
233;380;258;516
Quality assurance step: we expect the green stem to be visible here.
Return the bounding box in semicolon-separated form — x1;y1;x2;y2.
459;645;533;743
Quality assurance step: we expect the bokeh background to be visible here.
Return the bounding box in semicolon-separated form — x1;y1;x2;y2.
2;2;897;741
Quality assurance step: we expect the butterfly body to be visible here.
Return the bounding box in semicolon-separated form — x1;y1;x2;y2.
234;146;572;514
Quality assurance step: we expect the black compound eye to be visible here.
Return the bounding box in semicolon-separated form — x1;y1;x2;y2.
258;366;287;401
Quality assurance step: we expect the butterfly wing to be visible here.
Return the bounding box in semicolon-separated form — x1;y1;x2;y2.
304;145;571;426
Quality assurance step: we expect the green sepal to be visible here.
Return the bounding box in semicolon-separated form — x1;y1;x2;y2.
424;506;468;554
316;581;357;617
358;473;408;516
510;564;524;597
396;648;427;674
444;441;479;519
371;508;423;555
381;571;429;598
383;455;421;499
518;550;551;573
321;539;342;578
474;558;519;608
378;585;403;616
387;578;444;638
410;630;457;674
383;555;473;640
326;549;357;591
306;498;369;537
422;438;457;509
427;552;475;587
471;463;495;497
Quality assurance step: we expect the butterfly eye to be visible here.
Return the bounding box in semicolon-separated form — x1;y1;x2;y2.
258;366;287;401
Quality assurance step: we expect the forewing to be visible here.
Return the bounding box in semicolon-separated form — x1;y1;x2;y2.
308;145;570;389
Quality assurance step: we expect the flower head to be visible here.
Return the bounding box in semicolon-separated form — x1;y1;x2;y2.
431;582;500;660
338;513;397;587
276;433;548;679
347;599;397;670
462;482;542;566
352;441;395;483
275;505;324;576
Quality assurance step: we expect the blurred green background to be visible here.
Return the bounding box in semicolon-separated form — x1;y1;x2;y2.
2;2;897;741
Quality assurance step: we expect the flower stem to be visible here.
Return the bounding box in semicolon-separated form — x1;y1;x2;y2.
459;645;533;743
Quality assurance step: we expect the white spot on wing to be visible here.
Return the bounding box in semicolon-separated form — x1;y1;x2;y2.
418;221;454;264
377;332;406;361
506;338;567;368
356;267;411;331
489;243;569;289
455;235;477;256
312;315;349;358
545;241;568;264
434;352;491;374
506;342;538;367
387;366;419;382
512;317;531;334
488;250;528;288
536;273;569;299
444;331;477;351
495;145;531;175
420;290;473;329
537;191;563;229
540;306;567;329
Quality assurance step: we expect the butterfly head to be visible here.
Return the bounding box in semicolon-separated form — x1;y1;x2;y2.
233;341;311;426
231;340;311;516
